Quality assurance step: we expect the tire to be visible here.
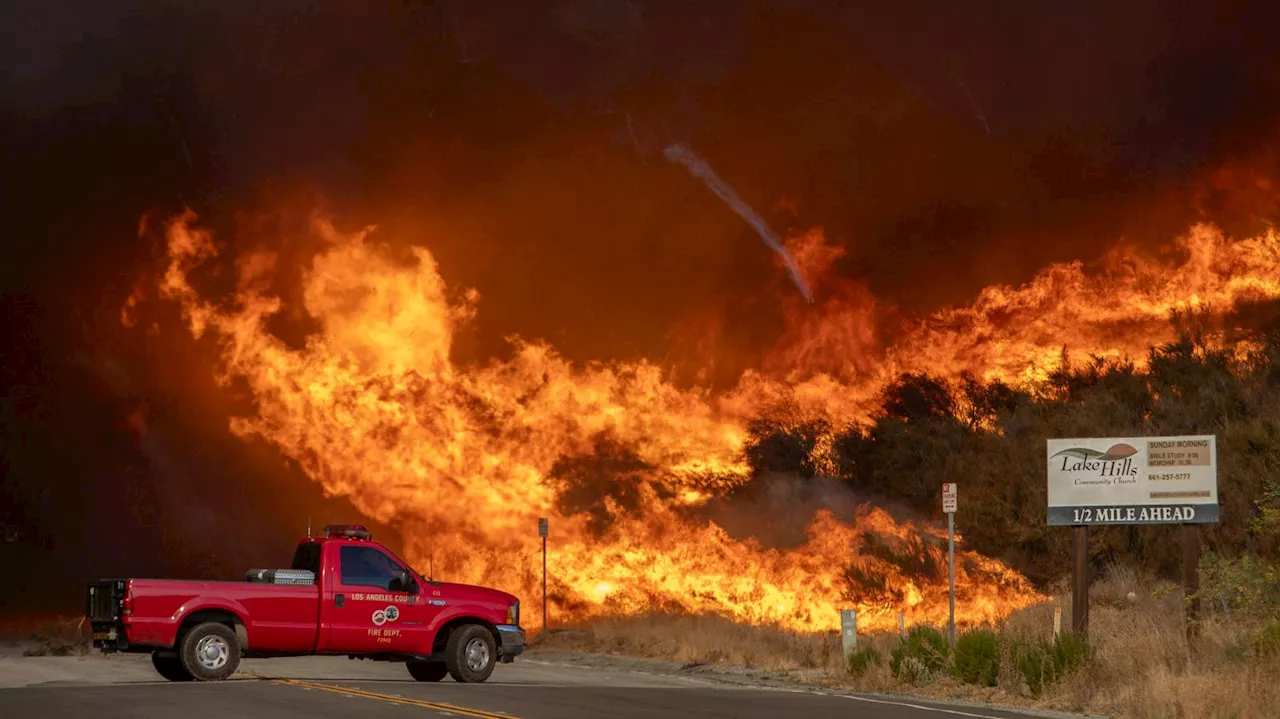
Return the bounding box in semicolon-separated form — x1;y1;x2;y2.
151;651;193;682
178;621;241;681
406;660;448;682
444;624;496;683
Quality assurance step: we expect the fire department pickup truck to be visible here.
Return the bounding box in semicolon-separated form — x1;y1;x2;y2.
85;525;524;683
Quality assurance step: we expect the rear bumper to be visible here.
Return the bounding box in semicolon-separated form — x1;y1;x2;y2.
496;624;525;662
90;621;131;653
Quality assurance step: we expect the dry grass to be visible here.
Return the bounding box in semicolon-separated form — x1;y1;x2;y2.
538;565;1280;719
536;612;844;674
7;616;91;656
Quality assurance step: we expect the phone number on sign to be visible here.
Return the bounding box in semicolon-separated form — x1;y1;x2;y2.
1149;473;1192;481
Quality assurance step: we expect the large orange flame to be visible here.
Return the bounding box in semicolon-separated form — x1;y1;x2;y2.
133;206;1280;635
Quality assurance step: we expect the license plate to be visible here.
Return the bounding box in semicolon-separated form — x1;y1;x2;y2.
93;629;117;641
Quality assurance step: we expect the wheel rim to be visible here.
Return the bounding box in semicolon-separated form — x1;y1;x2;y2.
195;635;229;671
464;637;490;671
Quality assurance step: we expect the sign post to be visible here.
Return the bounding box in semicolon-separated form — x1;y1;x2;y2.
1073;524;1089;638
538;517;549;634
1047;435;1218;642
942;482;957;645
1182;523;1201;640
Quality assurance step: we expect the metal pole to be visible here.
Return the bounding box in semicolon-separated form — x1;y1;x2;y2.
542;534;548;634
948;511;956;645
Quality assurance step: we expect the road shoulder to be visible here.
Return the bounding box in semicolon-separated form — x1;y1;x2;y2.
520;649;1110;719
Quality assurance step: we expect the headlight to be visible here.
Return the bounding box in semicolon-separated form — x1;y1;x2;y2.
507;600;520;626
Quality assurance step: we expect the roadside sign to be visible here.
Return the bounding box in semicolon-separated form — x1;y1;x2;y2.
942;483;957;513
538;518;548;538
1046;435;1218;525
1046;434;1218;642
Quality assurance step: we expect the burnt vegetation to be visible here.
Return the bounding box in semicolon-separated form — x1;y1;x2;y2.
743;315;1280;588
546;431;667;536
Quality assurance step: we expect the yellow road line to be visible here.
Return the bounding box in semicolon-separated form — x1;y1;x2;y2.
241;672;517;718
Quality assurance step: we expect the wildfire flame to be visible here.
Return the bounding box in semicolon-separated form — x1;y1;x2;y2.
131;205;1280;635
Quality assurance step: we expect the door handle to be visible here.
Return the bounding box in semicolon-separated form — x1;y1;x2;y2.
335;594;345;608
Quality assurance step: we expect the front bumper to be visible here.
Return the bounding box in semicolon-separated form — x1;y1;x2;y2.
496;624;525;662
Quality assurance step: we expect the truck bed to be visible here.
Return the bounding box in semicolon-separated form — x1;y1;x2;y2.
105;578;322;654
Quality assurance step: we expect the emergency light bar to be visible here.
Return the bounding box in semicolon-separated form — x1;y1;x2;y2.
323;524;371;540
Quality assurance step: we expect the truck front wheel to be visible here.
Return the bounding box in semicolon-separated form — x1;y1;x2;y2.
406;660;448;682
444;624;496;683
151;651;192;682
178;621;241;681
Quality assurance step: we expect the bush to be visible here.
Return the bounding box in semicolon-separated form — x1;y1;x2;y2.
951;628;1000;686
1010;631;1092;696
1253;621;1280;659
846;646;882;677
1010;637;1048;696
1199;553;1280;619
1049;630;1091;673
890;625;950;683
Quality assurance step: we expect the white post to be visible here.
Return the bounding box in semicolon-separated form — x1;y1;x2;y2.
841;609;858;658
1053;605;1062;637
898;611;905;637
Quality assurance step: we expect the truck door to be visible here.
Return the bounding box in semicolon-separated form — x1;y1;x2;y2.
327;544;432;654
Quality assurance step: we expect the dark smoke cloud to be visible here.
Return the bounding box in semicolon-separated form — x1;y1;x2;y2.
4;0;1280;612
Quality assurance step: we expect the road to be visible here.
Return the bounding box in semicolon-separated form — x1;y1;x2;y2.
0;650;1070;719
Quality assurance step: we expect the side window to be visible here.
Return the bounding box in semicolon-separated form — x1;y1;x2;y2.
291;543;321;574
339;545;404;590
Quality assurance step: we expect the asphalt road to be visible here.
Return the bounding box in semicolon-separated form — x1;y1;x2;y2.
0;650;1065;719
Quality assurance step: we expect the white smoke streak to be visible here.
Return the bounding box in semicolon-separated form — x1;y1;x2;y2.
664;143;814;303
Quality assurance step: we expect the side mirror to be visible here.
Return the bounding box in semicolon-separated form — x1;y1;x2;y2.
393;570;418;594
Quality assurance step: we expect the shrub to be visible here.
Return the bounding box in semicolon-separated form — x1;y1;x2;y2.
1010;637;1049;696
1199;553;1280;619
1253;620;1280;659
1010;631;1092;696
846;646;882;677
890;625;950;683
1049;630;1092;674
951;628;1000;686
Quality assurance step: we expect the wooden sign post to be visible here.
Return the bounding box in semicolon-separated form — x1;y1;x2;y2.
1182;524;1200;641
1072;525;1089;638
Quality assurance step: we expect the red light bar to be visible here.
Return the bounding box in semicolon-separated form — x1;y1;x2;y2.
323;524;371;540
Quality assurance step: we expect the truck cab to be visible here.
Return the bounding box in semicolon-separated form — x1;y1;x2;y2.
86;524;525;683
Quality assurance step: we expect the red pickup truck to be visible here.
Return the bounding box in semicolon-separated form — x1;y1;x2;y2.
85;525;525;683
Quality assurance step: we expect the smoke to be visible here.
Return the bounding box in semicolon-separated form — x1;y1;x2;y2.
6;0;1280;611
663;143;814;303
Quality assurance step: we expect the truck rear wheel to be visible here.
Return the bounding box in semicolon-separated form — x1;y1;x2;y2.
178;621;241;681
406;660;448;682
444;624;496;683
151;651;193;682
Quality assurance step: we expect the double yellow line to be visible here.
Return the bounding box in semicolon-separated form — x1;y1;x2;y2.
244;673;518;718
